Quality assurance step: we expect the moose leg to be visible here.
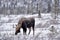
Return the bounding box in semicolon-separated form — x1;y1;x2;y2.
32;23;35;35
33;26;34;35
23;28;27;35
28;27;31;35
22;22;27;35
31;19;35;35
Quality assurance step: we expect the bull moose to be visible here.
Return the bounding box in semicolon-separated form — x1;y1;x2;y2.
15;17;35;35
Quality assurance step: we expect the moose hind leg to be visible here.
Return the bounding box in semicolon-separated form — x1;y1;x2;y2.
33;26;34;35
32;19;35;35
32;23;35;35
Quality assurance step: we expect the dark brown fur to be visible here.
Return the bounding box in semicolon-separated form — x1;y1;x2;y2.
15;17;35;35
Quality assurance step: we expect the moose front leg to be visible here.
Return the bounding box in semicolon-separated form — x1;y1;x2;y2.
28;27;31;35
23;28;27;35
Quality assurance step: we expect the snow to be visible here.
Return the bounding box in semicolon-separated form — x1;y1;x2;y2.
0;13;60;40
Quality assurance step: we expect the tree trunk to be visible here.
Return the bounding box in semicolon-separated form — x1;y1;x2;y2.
37;3;41;18
54;0;59;19
47;3;51;13
38;10;41;18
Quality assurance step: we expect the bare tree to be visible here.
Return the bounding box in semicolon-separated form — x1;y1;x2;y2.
27;3;29;14
54;0;59;19
47;0;51;13
37;0;41;18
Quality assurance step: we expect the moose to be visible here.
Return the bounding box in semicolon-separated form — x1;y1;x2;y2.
15;17;35;35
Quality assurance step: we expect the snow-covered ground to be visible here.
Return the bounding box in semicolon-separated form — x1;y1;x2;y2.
0;14;60;40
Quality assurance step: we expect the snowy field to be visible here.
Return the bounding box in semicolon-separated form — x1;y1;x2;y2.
0;14;60;40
